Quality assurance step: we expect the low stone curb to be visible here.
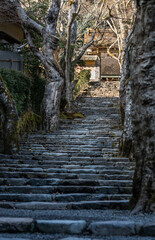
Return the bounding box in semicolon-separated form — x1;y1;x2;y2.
36;220;87;234
0;218;154;237
0;238;31;240
0;218;34;233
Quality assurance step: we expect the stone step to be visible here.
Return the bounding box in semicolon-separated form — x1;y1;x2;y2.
20;142;119;149
26;132;121;139
0;170;134;179
0;193;131;202
19;149;119;155
0;200;129;210
0;185;132;194
0;91;138;239
0;217;154;237
0;238;31;240
1;156;129;164
60;120;121;126
0;165;134;172
58;123;121;128
0;178;133;187
0;161;134;168
20;145;119;151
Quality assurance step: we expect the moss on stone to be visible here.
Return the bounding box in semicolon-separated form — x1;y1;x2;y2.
125;77;131;86
60;112;85;120
17;111;42;139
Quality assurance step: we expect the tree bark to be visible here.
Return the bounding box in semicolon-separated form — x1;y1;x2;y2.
0;75;19;154
120;0;155;213
119;29;133;157
41;0;64;130
130;0;155;213
8;0;64;131
65;0;79;112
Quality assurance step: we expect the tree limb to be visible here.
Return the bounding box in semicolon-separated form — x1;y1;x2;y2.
8;0;43;35
24;28;45;63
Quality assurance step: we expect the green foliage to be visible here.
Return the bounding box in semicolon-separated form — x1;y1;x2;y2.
0;68;31;114
17;111;42;138
30;74;45;114
22;48;45;114
0;68;45;115
74;69;91;98
24;0;50;24
0;43;14;52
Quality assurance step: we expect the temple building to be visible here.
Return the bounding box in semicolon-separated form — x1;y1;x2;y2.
0;6;24;71
81;28;121;82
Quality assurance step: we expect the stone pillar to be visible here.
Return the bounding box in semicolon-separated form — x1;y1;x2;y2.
95;57;101;82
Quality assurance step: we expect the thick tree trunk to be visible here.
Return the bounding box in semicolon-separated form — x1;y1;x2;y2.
41;0;64;131
120;0;155;213
7;0;63;131
130;0;155;213
0;75;19;154
41;69;64;131
119;34;133;157
65;0;78;112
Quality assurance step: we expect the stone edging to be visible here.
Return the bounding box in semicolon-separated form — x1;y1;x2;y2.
0;218;154;237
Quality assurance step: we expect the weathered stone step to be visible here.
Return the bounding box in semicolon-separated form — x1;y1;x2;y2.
60;120;121;126
20;146;119;152
0;156;129;164
21;150;119;158
20;141;119;149
77;109;119;115
46;130;121;135
22;138;120;144
0;170;133;179
0;164;134;172
20;144;119;150
0;217;154;237
0;160;135;172
26;132;121;139
0;238;30;240
0;178;132;187
58;123;121;128
0;193;131;202
0;200;129;210
0;185;132;194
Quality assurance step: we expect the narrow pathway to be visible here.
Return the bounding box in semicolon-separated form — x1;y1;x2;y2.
0;82;154;239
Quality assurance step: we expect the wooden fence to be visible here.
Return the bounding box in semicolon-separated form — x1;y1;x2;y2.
0;50;22;71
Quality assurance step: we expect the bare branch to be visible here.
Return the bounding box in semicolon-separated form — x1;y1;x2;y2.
47;0;61;32
73;30;96;64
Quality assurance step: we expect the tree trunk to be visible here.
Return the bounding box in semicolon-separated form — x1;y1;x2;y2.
41;32;64;131
130;0;155;213
120;0;155;213
41;69;64;131
41;0;64;131
0;75;19;154
65;0;78;112
119;31;133;157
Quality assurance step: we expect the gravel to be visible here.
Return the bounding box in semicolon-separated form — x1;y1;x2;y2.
0;233;155;240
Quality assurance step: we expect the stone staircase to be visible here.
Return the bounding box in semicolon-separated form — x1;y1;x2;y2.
0;90;154;239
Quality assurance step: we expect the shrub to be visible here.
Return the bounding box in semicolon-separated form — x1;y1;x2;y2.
74;69;91;98
0;68;31;114
0;68;45;115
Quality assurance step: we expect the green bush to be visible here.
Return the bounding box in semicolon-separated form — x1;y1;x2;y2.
0;68;31;114
30;74;45;114
0;68;45;115
74;69;91;98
